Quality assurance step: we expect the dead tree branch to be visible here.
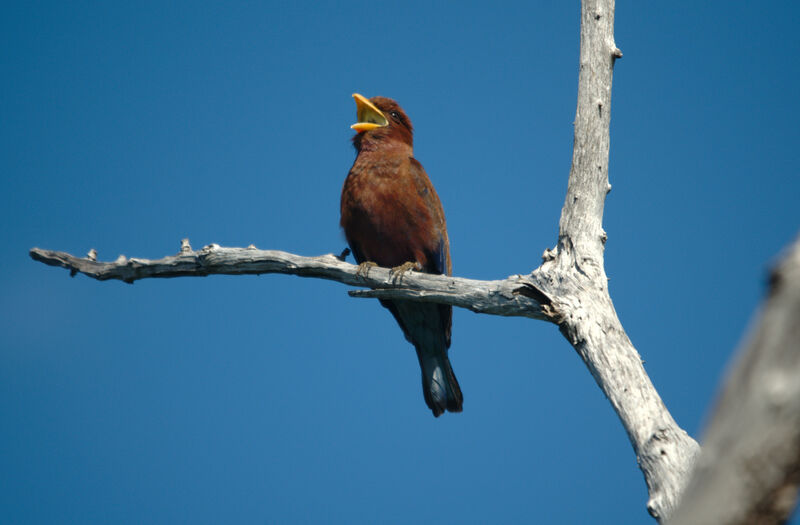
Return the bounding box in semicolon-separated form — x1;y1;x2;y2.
668;236;800;525
523;1;699;520
29;243;553;320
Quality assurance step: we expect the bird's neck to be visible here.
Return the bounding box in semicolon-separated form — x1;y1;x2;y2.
355;138;413;157
353;128;413;155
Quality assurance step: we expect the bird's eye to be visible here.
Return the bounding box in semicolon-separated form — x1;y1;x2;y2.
390;111;400;120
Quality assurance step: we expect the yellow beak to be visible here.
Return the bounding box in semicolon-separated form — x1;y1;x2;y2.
351;93;388;133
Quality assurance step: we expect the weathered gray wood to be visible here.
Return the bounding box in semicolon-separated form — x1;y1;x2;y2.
668;237;800;525
533;256;700;521
29;244;554;320
532;1;699;520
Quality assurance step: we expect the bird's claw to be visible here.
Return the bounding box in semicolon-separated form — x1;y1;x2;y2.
355;261;378;279
390;261;421;282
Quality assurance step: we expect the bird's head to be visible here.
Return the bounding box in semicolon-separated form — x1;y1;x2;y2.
350;93;413;151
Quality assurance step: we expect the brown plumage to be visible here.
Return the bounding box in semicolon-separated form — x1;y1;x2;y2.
340;94;462;417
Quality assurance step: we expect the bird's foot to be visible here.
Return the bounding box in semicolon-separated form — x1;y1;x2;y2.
390;261;421;283
355;261;378;279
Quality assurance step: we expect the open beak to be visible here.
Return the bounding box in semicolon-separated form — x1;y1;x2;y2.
351;93;388;133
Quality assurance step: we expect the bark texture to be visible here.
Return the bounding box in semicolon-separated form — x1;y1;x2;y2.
29;243;552;319
668;237;800;525
525;1;699;520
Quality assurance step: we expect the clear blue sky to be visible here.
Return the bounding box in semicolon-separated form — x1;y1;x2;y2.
2;2;798;523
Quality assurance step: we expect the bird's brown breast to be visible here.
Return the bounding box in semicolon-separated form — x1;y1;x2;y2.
341;153;437;269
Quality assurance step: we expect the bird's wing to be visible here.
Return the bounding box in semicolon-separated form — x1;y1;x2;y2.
408;157;451;277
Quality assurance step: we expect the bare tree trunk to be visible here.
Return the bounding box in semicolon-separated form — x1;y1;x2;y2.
526;1;699;519
668;237;800;525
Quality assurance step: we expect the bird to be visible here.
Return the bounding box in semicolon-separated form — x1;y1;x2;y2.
340;93;462;417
